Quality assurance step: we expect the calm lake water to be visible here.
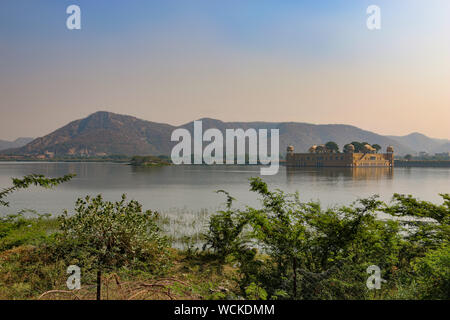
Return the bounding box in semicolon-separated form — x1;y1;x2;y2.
1;162;449;217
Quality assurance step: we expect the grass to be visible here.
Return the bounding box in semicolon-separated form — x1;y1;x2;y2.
0;214;238;300
0;213;59;252
0;246;239;300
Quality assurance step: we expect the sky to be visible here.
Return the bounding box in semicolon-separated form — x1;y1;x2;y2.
1;0;450;140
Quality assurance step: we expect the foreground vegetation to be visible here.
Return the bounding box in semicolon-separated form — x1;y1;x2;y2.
0;174;448;300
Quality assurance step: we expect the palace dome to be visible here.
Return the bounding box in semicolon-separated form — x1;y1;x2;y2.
364;144;376;152
308;145;317;153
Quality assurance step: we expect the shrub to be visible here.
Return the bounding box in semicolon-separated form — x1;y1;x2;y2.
202;178;449;300
245;282;268;300
55;194;169;300
412;243;450;299
203;191;249;263
0;212;59;251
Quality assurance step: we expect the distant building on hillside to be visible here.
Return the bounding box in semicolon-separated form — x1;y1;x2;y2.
44;151;55;159
286;144;394;167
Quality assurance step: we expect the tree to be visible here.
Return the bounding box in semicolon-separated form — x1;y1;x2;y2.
325;141;339;153
404;154;413;161
382;193;449;299
245;177;308;298
350;141;365;153
412;243;450;299
372;144;382;153
382;193;449;250
203;190;249;263
203;178;425;300
241;178;402;299
57;194;168;300
343;144;354;153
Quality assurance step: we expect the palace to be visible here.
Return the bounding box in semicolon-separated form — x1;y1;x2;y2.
286;144;394;168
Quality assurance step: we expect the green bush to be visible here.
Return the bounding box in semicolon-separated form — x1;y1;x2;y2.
203;178;449;300
0;212;59;251
55;194;170;299
245;282;268;300
412;243;450;299
0;245;66;299
203;191;249;262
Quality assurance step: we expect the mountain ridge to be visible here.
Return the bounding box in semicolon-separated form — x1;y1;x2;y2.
387;132;450;154
0;137;34;151
2;111;448;157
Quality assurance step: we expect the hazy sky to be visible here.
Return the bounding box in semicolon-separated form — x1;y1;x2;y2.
1;0;450;140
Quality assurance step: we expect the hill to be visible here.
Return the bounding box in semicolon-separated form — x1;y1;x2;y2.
2;111;421;157
0;137;34;151
387;132;450;154
434;142;450;153
180;118;413;155
2;112;174;157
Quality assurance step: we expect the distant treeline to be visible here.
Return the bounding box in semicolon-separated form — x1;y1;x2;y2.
0;154;131;162
395;160;450;167
130;155;171;166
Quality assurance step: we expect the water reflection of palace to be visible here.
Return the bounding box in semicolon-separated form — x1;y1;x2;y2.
285;166;394;183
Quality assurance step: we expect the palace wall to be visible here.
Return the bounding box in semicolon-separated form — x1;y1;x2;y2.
286;152;393;167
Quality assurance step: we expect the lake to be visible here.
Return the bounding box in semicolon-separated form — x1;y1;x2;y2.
1;162;448;242
1;161;449;214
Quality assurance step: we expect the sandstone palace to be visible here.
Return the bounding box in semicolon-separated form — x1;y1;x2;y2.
286;143;394;168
